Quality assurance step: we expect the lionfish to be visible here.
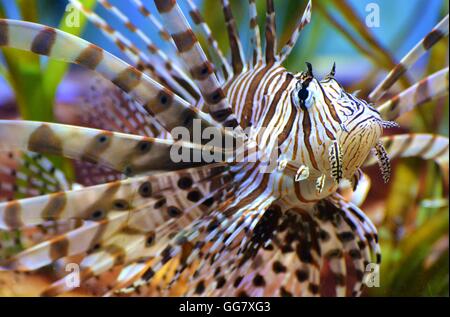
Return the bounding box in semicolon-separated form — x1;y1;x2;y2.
0;0;448;297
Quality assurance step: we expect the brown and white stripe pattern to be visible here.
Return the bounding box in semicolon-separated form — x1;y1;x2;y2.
265;0;278;64
377;67;449;121
129;0;174;46
248;0;263;67
96;0;199;97
0;18;226;137
69;0;200;105
0;120;216;175
370;14;449;102
1;164;231;272
155;0;241;129
186;0;233;83
220;0;246;75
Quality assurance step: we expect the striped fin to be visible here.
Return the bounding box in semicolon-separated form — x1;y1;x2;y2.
74;161;123;187
1;167;232;289
331;195;379;296
112;183;264;295
372;141;391;183
314;205;348;297
94;0;200;100
129;0;174;45
41;244;157;296
0;163;229;230
112;185;377;297
98;184;233;296
315;197;378;296
0;120;214;176
0;218;83;260
0;18;221;136
370;15;449;102
7;186;189;275
175;200;314;296
230;207;322;297
70;0;195;103
364;133;449;187
185;0;232;83
74;76;167;186
377;67;449;121
176;196;378;297
0;175;159;230
265;0;278;64
69;0;199;105
154;0;242;129
41;229;160;296
278;0;312;63
248;0;262;67
220;0;246;75
333;195;381;267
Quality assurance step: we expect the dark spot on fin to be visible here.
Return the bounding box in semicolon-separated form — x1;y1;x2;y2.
31;27;57;55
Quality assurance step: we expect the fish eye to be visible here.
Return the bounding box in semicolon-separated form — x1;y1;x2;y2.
297;86;309;101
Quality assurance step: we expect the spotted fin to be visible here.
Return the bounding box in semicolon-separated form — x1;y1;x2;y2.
248;0;263;67
0;18;222;137
165;196;380;297
0;120;216;176
69;0;199;105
